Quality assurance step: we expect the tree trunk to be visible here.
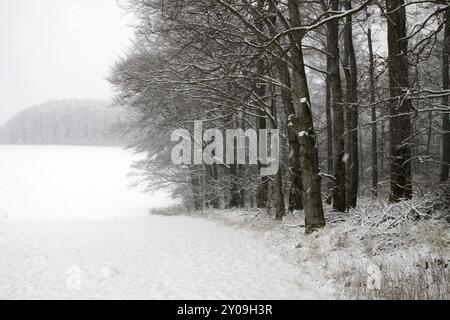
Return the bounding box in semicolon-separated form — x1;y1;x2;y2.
426;111;433;154
255;6;269;208
288;0;325;233
440;7;450;182
205;163;220;208
380;107;387;177
190;169;203;211
329;0;346;212
386;0;413;202
343;0;359;208
325;26;334;205
359;127;364;183
228;164;241;208
265;2;302;215
367;9;378;196
278;61;304;213
269;88;286;221
228;116;245;208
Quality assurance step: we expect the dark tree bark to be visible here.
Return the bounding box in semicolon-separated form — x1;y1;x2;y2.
228;164;244;208
367;9;378;196
325;21;334;205
264;4;304;213
426;111;433;154
329;0;346;212
190;169;203;211
380;106;387;176
228;117;245;208
343;0;359;208
278;61;304;213
440;6;450;182
287;0;325;232
264;2;291;219
255;3;269;208
205;163;220;208
269;88;286;220
386;0;413;202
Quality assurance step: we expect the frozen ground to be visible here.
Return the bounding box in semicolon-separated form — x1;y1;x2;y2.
0;145;331;299
170;203;448;300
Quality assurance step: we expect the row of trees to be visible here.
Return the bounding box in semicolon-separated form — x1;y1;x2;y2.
110;0;450;232
0;100;125;146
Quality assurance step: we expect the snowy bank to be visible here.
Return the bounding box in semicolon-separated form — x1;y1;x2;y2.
151;193;450;300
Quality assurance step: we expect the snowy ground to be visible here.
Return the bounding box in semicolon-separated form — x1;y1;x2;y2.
170;203;449;300
0;145;331;299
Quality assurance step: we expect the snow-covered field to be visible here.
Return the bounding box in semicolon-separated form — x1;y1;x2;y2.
0;145;329;299
0;145;172;220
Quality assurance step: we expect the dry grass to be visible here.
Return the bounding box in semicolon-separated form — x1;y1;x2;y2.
329;191;450;300
339;256;450;300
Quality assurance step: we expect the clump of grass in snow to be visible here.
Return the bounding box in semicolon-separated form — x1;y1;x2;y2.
325;194;450;299
339;254;450;300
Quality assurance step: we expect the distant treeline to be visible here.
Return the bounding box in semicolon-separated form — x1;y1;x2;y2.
0;100;126;146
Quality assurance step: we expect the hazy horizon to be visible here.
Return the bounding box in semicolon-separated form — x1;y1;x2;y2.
0;0;135;126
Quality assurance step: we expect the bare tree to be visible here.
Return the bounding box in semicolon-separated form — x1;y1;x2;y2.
343;0;359;208
440;6;450;182
329;0;347;212
367;8;378;196
386;0;413;202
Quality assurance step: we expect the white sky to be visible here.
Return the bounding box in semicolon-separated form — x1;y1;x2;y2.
0;0;135;125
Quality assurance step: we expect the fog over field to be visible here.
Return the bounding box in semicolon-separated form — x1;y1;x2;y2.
0;0;134;125
0;100;126;146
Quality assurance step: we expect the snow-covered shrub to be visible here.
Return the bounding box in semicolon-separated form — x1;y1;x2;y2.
326;194;450;299
339;254;450;300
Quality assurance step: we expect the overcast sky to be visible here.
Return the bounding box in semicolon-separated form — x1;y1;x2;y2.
0;0;135;125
